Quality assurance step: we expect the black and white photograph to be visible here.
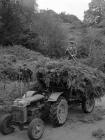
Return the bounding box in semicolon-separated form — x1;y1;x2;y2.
1;0;105;140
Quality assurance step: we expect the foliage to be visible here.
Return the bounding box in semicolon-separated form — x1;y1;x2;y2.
76;25;105;71
35;60;105;99
0;0;39;47
0;0;68;58
84;0;105;26
17;30;40;50
59;12;82;28
0;0;22;45
31;10;67;58
77;35;91;58
83;0;105;67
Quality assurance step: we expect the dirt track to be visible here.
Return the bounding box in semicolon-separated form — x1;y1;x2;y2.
1;98;105;140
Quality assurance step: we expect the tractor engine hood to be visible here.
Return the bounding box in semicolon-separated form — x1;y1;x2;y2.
13;92;44;107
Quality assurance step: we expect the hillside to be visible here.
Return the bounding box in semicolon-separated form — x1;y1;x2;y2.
61;22;84;45
0;45;50;105
0;45;50;71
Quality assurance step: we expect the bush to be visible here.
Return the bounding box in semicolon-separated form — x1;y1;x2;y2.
77;45;89;58
31;11;67;58
17;30;40;51
0;0;39;49
77;36;91;58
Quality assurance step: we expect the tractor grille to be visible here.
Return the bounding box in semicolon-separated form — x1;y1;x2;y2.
12;106;27;123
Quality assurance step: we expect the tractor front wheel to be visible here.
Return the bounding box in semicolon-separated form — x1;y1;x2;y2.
0;114;14;135
28;118;44;140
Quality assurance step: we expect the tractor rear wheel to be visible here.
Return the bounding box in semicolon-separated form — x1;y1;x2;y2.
49;96;68;126
82;98;95;113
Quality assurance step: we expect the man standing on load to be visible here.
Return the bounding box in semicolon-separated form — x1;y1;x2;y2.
65;41;77;61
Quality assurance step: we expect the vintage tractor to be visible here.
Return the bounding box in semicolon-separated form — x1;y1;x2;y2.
0;88;95;140
0;91;46;140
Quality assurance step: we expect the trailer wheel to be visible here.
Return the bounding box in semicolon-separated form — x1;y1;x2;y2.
49;96;68;126
0;114;14;135
82;98;95;113
28;118;44;140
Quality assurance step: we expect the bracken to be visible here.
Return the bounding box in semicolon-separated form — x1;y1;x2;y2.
35;59;105;99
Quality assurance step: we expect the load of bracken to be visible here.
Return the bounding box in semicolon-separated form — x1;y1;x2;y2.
35;59;105;99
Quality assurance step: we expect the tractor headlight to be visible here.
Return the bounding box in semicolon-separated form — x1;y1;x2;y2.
17;102;24;107
14;100;26;107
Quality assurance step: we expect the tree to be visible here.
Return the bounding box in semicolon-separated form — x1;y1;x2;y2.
0;0;38;45
59;12;82;28
31;10;67;58
0;0;23;45
84;0;105;25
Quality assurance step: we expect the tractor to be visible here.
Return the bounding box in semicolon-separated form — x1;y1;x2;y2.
0;88;95;140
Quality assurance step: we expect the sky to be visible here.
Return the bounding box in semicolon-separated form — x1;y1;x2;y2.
38;0;91;20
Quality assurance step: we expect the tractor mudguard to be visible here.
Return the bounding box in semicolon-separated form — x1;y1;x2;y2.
48;92;63;102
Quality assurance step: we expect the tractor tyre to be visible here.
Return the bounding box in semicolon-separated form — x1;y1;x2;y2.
82;98;95;113
0;114;14;135
28;118;44;140
49;96;68;126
